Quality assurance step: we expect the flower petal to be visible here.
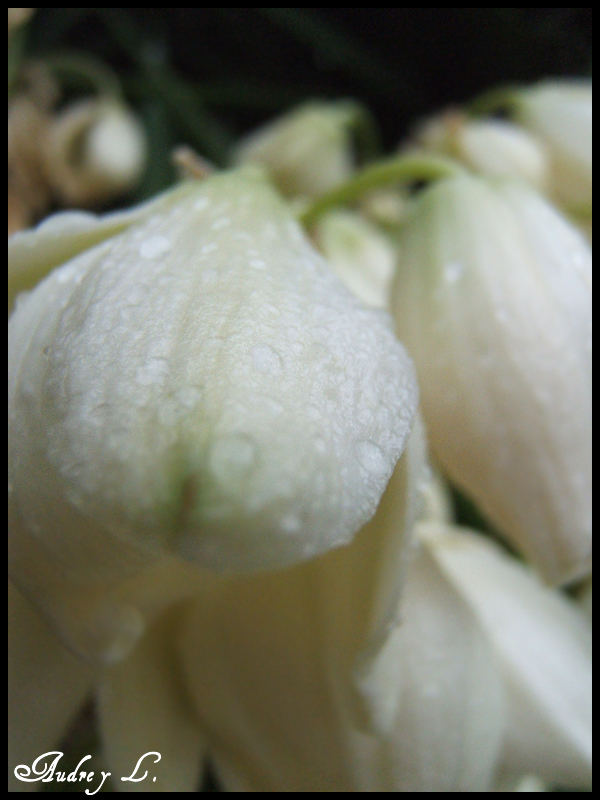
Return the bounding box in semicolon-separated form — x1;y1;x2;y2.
313;210;396;308
515;80;592;210
392;175;592;584
353;542;504;791
233;101;358;199
8;184;188;312
96;607;205;793
8;581;94;792
174;431;499;792
424;524;592;788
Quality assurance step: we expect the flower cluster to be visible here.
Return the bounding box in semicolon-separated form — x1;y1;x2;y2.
8;10;146;235
8;79;591;792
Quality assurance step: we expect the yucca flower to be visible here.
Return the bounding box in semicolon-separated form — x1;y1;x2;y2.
412;111;549;191
512;80;592;212
391;174;592;585
232;101;365;201
42;98;147;208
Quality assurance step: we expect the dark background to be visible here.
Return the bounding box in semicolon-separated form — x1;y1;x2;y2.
24;8;592;199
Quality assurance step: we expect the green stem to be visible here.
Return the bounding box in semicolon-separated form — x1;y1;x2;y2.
300;154;464;228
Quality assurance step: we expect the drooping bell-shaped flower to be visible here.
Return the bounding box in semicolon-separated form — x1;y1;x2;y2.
512;80;592;212
43;98;147;207
312;209;396;308
413;111;549;191
8;167;418;661
391;174;592;585
232;101;362;199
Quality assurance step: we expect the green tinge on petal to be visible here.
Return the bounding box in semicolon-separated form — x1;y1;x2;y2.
97;607;206;793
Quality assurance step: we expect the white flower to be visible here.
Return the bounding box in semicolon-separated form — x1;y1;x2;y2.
414;111;549;190
43;98;147;207
232;101;360;199
513;80;592;212
312;209;396;308
391;174;592;585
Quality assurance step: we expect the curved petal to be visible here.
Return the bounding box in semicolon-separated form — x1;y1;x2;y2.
8;184;188;312
392;175;591;584
353;542;504;792
96;607;205;793
175;429;503;791
8;581;94;792
424;524;592;788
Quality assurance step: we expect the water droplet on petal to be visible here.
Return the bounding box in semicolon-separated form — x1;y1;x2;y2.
355;440;388;476
139;235;172;260
443;261;464;283
252;344;283;375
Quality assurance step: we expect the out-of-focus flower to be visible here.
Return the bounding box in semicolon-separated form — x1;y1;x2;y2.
232;101;362;200
420;523;592;790
8;7;34;34
512;80;592;212
391;174;592;585
412;111;549;191
7;96;52;235
42;98;147;208
312;209;396;308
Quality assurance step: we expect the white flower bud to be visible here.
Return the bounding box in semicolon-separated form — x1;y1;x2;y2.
312;210;396;308
43;98;147;206
415;112;549;191
9;169;418;587
233;101;358;199
513;80;592;211
392;175;591;584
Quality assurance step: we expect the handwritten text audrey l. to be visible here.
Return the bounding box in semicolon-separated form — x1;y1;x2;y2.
13;750;162;795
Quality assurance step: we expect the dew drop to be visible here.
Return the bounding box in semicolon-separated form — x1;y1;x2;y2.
252;344;283;375
139;235;172;260
211;217;231;231
281;514;301;533
355;439;388;476
176;385;203;409
443;261;464;283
